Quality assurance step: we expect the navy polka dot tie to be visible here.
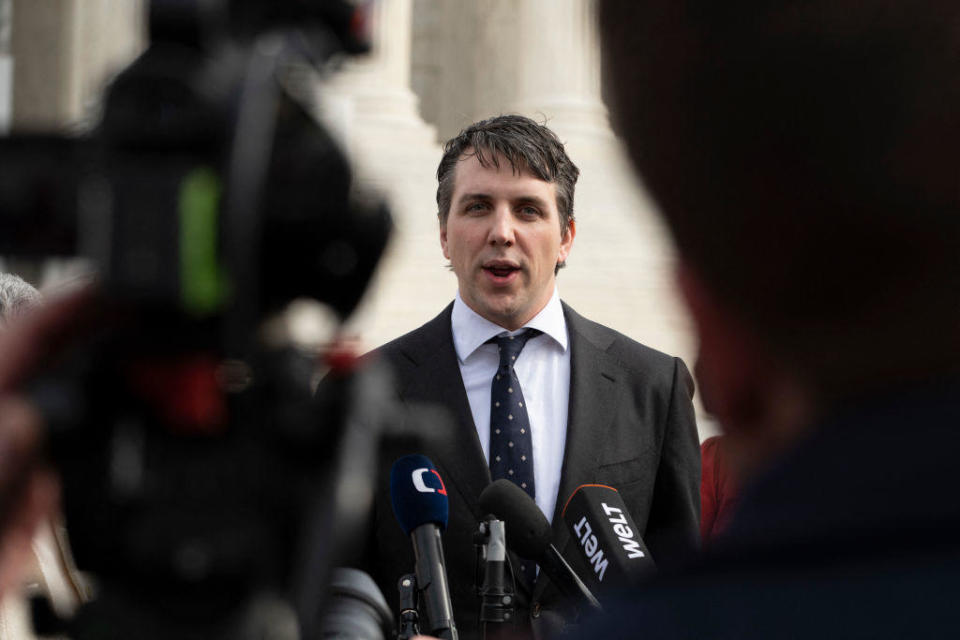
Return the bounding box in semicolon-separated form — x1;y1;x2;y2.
489;329;541;586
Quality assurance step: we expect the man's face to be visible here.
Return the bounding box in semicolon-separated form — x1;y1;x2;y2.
441;151;575;330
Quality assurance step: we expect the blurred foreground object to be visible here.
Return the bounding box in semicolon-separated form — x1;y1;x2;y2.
698;436;738;543
0;275;85;640
0;1;399;638
595;0;960;636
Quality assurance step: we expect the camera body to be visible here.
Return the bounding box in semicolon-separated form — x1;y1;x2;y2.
1;1;394;637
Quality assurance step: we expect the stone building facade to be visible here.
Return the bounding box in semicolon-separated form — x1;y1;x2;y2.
322;0;693;364
1;1;712;436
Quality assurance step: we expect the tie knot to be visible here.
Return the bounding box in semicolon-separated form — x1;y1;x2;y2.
493;329;542;368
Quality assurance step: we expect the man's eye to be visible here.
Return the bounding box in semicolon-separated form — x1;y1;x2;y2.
466;202;488;212
519;206;540;217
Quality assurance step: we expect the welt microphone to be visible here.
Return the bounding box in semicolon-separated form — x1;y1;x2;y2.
479;479;601;614
561;484;656;594
389;454;459;640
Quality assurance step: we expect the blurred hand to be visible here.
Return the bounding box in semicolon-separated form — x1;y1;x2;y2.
0;287;96;595
0;396;57;595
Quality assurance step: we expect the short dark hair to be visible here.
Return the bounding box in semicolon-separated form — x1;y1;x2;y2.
599;1;960;388
436;115;579;234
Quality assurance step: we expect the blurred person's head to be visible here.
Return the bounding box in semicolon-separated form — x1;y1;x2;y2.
0;274;41;325
436;115;579;330
599;1;960;465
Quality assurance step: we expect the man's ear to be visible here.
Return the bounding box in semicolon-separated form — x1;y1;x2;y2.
440;222;450;260
558;219;576;264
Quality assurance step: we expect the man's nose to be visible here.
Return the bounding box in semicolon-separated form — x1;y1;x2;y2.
488;207;515;246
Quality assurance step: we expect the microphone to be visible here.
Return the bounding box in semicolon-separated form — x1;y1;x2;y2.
389;455;459;640
478;479;601;614
561;484;656;595
475;517;516;633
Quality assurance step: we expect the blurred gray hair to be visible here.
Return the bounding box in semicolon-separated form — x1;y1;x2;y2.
0;273;41;323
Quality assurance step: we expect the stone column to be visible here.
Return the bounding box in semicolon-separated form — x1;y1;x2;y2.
318;0;437;171
313;0;446;349
9;0;75;129
511;0;611;143
10;0;145;131
0;0;12;132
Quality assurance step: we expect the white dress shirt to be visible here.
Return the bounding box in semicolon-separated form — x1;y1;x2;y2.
451;288;571;523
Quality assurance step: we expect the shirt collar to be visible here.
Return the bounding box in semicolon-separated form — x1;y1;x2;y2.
451;288;568;364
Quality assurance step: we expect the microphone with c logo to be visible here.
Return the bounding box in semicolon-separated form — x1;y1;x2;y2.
412;467;447;495
390;455;458;640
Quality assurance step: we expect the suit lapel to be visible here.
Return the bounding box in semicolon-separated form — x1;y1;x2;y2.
394;304;492;520
533;303;620;601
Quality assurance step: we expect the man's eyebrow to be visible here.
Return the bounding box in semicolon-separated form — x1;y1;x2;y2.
514;195;549;208
457;192;492;203
457;193;549;206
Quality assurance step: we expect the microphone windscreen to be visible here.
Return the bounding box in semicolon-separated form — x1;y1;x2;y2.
390;454;449;535
479;479;552;560
561;484;655;590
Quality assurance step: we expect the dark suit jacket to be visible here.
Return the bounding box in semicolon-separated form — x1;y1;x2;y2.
363;301;700;640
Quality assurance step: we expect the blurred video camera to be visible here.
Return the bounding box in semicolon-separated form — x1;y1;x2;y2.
0;1;396;638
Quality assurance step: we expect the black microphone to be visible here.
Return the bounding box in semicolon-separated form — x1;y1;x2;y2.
475;517;516;634
561;484;656;595
478;479;602;614
389;455;459;640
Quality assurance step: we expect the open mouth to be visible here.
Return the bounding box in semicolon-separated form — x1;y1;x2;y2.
484;265;519;278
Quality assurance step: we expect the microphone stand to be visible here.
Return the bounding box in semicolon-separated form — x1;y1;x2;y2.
397;574;420;640
475;518;516;640
538;545;602;615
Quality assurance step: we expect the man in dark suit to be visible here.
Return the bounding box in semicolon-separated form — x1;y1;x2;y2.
364;115;700;640
592;1;960;636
